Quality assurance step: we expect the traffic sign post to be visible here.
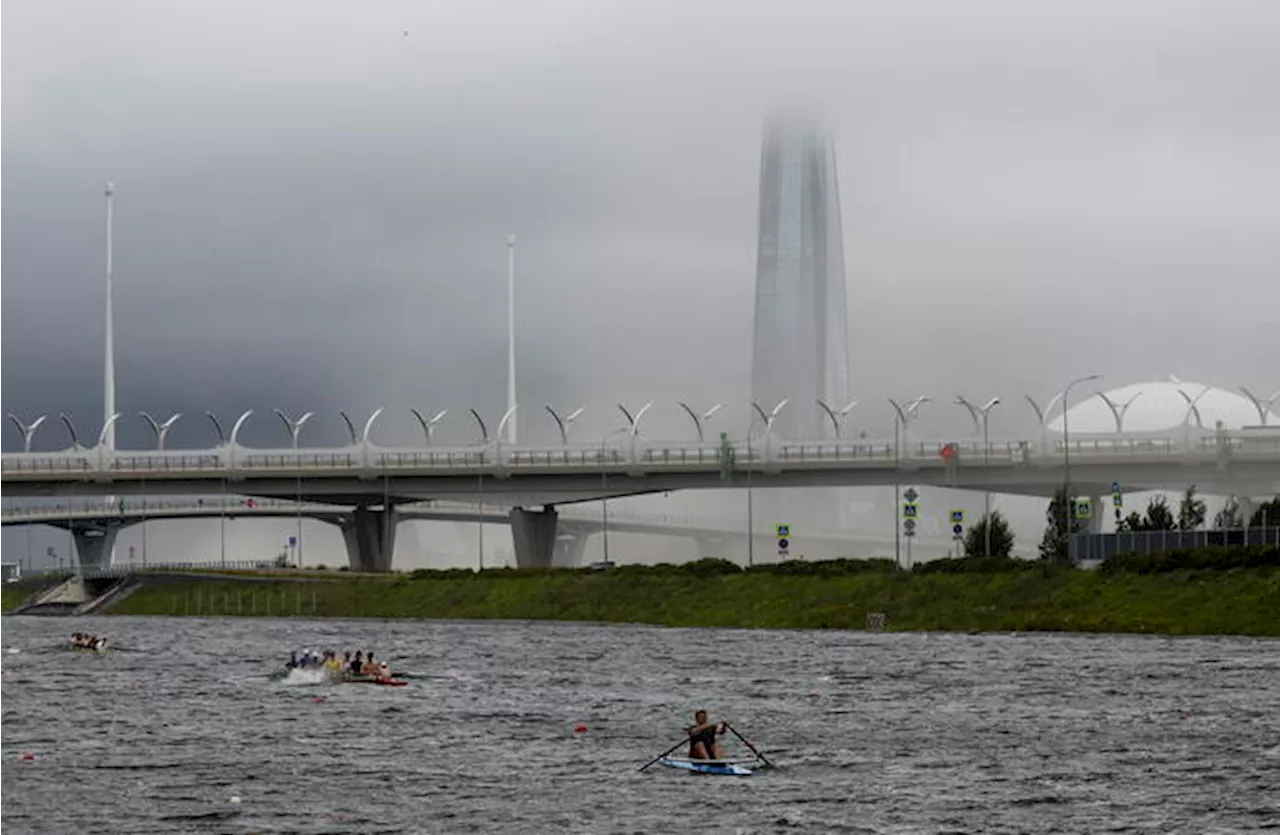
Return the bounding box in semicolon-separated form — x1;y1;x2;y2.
776;523;790;558
1074;499;1093;520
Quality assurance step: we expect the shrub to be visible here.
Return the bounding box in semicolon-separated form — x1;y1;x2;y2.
1100;545;1280;574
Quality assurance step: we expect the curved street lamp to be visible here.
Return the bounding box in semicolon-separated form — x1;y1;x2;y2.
58;412;81;450
1240;387;1280;427
678;402;722;443
7;414;47;453
410;408;449;445
888;396;929;566
749;399;788;463
1060;374;1102;559
139;412;182;451
1095;390;1142;433
816;399;858;440
545;405;584;445
955;396;1000;556
274;409;314;568
616;401;653;465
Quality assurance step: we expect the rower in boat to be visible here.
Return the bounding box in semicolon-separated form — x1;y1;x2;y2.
70;633;107;651
686;710;727;761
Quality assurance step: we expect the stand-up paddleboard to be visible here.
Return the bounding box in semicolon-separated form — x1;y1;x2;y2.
656;757;758;776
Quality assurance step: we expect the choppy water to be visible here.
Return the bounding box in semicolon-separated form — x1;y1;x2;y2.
2;616;1278;834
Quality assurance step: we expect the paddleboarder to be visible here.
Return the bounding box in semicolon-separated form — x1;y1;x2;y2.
687;710;726;760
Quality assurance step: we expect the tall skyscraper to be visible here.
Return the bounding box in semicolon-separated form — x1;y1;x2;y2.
751;119;851;441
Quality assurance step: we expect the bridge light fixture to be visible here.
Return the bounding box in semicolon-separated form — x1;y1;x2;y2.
58;409;82;450
7;414;47;453
679;402;722;443
273;410;315;450
816;399;857;439
139;412;182;451
545;405;584;445
410;409;449;445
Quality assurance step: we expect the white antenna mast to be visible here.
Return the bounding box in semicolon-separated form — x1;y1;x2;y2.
104;181;116;451
506;233;517;445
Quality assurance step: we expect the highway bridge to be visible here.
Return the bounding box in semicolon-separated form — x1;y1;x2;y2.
5;424;1276;569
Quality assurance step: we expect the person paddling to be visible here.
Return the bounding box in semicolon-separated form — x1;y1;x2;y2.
686;710;726;760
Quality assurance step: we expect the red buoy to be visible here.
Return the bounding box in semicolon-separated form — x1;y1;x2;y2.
20;752;35;761
573;723;587;734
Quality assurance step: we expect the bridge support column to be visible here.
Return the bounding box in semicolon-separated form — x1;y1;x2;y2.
72;524;120;571
341;507;399;573
510;507;558;568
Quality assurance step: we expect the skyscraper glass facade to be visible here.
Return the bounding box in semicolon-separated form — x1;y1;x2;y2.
751;121;851;441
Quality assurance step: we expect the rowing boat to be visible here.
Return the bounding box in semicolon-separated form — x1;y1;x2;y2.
656;757;758;776
270;668;407;686
342;675;407;687
70;643;108;654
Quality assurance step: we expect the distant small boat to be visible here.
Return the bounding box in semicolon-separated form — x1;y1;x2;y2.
656;757;758;776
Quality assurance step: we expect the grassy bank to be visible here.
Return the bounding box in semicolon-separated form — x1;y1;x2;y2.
104;560;1280;636
2;585;33;613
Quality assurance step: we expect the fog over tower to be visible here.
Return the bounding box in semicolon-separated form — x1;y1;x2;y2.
751;119;851;441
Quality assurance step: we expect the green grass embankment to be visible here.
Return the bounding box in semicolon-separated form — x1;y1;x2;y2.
104;558;1280;636
2;585;34;613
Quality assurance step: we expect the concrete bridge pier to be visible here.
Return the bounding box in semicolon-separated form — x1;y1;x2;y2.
72;523;120;571
341;507;399;573
510;507;559;568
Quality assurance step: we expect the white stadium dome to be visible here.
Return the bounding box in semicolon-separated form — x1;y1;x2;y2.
1046;380;1278;434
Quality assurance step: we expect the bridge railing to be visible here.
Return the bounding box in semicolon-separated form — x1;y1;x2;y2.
5;428;1279;480
19;559;299;580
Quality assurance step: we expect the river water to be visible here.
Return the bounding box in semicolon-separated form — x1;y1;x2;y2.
2;616;1278;834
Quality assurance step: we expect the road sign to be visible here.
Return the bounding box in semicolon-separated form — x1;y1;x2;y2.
903;518;917;532
288;536;298;547
1112;494;1124;508
776;524;790;538
904;529;917;538
1111;482;1122;494
950;509;965;524
903;487;919;502
902;504;918;519
777;538;790;551
952;524;964;537
1074;500;1093;520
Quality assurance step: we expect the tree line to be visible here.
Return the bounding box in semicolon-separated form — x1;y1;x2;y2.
953;491;1280;564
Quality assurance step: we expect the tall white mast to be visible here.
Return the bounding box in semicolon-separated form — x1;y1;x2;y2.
506;233;516;445
104;181;116;451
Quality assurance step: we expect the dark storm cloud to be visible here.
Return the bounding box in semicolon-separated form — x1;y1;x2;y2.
4;0;1278;456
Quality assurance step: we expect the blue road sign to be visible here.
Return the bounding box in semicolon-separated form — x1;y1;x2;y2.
952;524;964;537
1111;482;1122;494
288;536;297;547
777;538;790;551
902;504;918;518
950;510;965;524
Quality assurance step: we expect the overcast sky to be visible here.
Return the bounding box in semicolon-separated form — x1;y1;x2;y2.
4;0;1278;453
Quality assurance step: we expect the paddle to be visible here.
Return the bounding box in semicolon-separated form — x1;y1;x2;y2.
638;735;693;772
723;722;772;767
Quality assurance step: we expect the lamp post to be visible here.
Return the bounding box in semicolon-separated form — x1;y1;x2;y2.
546;406;584;445
888;396;930;567
955;396;1000;556
1060;374;1102;558
275;410;314;568
746;400;789;567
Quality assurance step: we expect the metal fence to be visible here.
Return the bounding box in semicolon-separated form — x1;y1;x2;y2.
1069;527;1280;561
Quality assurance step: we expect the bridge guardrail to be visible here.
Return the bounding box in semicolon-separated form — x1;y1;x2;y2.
4;430;1280;481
